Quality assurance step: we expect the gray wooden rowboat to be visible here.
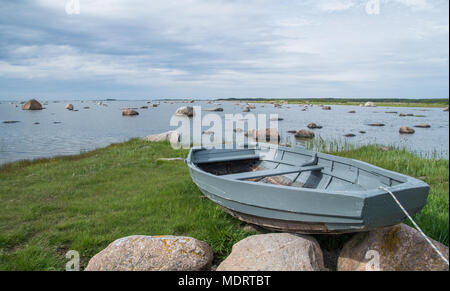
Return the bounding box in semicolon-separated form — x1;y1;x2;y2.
186;143;429;234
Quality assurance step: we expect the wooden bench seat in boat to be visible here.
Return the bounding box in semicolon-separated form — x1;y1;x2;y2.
196;154;260;164
222;165;324;180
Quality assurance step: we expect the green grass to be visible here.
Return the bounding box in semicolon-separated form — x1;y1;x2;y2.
222;98;449;108
0;140;256;270
0;139;448;270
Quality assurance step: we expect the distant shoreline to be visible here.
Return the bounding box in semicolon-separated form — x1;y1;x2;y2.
1;98;448;109
218;98;449;108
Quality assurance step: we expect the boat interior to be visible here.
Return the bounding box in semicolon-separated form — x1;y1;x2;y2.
194;146;405;191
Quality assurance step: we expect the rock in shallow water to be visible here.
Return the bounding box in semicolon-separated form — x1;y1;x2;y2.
245;128;280;142
21;99;43;110
295;129;315;139
175;106;194;117
217;233;324;271
85;235;213;271
122;109;139;116
307;122;322;129
338;224;449;271
364;102;376;107
204;107;224;112
399;126;415;134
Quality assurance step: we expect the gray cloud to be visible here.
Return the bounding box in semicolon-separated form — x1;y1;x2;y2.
0;0;448;99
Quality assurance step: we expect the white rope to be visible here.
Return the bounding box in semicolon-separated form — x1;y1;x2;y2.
379;186;449;266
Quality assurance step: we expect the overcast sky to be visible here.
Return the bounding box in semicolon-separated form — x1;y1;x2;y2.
0;0;448;100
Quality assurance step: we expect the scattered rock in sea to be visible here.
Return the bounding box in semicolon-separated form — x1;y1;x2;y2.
338;224;449;271
307;122;322;129
368;123;385;127
140;106;149;109
175;106;194;117
270;117;283;121
2;120;20;124
21;99;43;110
144;131;180;144
150;104;159;108
385;111;398;114
288;130;298;134
53;122;62;124
399;126;415;134
65;104;74;111
443;107;449;112
344;134;356;137
204;107;224;112
217;233;324;271
85;235;213;271
359;131;367;134
295;129;315;139
245;128;280;142
414;124;431;128
399;113;414;117
322;106;332;110
122;109;139;116
348;110;356;113
34;122;40;125
83;107;90;109
364;102;376;107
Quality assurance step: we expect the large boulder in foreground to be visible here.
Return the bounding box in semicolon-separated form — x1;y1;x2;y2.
85;235;213;271
338;224;449;271
21;99;43;110
175;106;194;117
217;233;324;271
144;131;180;144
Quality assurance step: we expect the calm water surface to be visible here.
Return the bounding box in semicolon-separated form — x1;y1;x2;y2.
0;100;448;165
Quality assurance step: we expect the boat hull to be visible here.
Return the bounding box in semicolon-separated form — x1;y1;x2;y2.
186;144;430;234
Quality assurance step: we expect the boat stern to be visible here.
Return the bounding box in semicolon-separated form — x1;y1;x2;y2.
362;180;430;230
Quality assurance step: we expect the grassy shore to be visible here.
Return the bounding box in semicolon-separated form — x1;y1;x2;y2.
221;98;449;108
0;140;448;270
